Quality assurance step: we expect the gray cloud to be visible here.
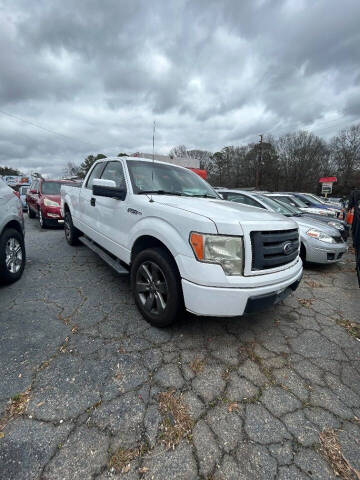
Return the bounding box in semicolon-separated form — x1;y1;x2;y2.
0;0;359;176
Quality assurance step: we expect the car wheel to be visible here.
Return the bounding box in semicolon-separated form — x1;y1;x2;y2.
131;247;184;327
27;204;35;218
0;228;26;285
39;209;48;229
64;211;82;245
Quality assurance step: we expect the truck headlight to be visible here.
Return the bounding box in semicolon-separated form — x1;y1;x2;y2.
306;228;336;244
328;221;344;231
44;198;60;207
190;232;244;275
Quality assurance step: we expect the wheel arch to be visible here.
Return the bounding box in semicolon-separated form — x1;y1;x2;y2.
131;235;181;277
1;219;23;237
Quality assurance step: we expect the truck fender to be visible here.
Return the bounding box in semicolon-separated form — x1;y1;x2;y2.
128;217;193;272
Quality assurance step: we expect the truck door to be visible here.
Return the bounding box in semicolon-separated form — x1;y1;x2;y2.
92;160;132;261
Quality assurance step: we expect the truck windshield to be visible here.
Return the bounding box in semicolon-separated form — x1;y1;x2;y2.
127;160;218;198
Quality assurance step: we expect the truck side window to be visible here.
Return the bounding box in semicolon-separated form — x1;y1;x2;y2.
101;161;126;190
86;163;105;189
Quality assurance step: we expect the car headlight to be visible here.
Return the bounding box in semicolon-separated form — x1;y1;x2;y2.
328;221;344;231
306;228;336;244
190;232;244;275
44;198;60;207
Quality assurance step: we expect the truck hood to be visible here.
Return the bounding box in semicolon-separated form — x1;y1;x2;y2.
154;196;297;234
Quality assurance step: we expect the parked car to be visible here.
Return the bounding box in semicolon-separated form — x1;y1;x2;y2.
262;193;328;216
61;157;303;327
27;179;74;228
0;177;26;284
300;193;343;216
219;189;347;264
19;184;30;210
266;193;349;240
289;193;339;217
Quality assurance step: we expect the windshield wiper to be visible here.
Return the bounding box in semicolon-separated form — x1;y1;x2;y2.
138;190;186;196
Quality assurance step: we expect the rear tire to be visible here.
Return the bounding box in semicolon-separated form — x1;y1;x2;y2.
64;211;82;245
131;247;183;327
0;228;26;285
27;205;35;218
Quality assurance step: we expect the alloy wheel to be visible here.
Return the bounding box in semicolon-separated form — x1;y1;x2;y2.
135;261;168;315
5;237;23;274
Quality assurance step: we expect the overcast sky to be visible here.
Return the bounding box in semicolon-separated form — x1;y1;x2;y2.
1;0;359;176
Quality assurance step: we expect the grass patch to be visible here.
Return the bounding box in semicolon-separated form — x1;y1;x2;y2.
0;387;31;431
337;319;360;340
320;428;360;480
158;389;194;450
109;445;146;474
297;298;314;308
190;356;205;375
305;280;324;288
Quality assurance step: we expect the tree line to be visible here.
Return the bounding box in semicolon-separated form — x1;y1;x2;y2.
171;124;360;196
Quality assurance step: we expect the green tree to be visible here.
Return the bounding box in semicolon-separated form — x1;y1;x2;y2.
117;153;128;157
79;154;107;178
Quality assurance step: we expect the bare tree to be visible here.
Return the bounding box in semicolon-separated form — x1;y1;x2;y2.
329;124;360;191
63;161;80;178
276;131;329;192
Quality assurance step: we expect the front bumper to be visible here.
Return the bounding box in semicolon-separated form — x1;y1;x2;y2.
181;262;303;317
305;241;348;264
42;206;64;224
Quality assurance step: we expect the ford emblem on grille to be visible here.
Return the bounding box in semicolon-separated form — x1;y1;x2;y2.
283;241;294;255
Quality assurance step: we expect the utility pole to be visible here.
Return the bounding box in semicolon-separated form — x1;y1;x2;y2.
256;134;263;190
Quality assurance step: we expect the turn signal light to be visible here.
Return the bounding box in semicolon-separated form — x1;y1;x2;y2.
190;232;204;260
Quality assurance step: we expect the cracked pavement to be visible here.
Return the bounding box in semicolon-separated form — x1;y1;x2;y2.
0;217;360;479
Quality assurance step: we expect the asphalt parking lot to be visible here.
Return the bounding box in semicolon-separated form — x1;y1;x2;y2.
1;216;360;480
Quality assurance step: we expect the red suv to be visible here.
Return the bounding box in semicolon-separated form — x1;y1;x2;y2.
27;179;74;228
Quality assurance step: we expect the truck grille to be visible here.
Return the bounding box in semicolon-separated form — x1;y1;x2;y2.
251;228;299;271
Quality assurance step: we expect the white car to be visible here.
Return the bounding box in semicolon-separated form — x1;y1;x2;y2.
61;157;303;327
0;177;26;284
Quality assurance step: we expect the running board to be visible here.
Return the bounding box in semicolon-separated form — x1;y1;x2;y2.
79;236;129;276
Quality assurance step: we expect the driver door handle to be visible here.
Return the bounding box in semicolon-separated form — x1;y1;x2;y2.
91;197;96;207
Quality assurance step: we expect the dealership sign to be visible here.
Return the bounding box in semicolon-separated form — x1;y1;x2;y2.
319;176;337;195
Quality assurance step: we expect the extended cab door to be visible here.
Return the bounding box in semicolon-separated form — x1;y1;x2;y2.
78;161;106;236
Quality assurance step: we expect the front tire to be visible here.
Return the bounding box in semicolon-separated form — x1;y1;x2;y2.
39;209;48;229
0;229;26;285
131;247;183;327
64;211;82;245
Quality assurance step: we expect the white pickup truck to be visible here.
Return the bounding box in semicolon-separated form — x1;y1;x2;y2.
61;157;303;327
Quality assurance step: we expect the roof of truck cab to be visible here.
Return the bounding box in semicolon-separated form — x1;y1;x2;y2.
101;156;196;171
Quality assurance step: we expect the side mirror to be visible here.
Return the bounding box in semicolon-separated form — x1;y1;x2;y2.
92;179;126;200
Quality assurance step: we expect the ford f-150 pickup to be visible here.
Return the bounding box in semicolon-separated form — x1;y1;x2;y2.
61;157;303;326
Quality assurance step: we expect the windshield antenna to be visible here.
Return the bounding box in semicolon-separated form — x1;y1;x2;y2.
150;120;156;203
